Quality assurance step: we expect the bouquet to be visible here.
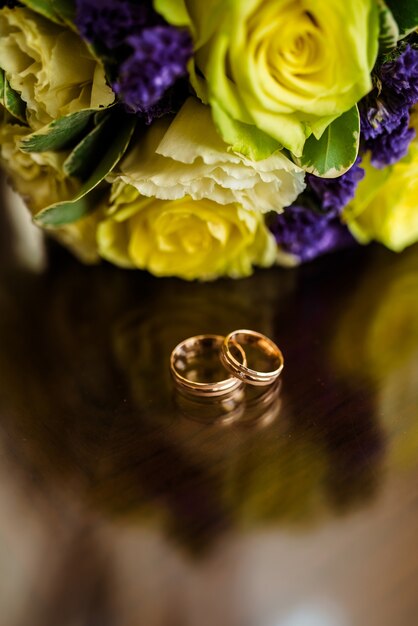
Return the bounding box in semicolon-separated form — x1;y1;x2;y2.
1;0;418;280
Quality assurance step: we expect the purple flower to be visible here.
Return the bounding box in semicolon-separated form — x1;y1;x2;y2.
380;45;418;107
76;1;193;123
75;0;158;50
360;102;413;167
367;111;415;168
113;26;193;116
307;158;365;215
270;159;363;262
359;45;418;167
359;99;404;141
270;205;355;262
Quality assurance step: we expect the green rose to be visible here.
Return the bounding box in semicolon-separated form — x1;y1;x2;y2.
0;6;114;130
156;0;379;158
97;182;277;280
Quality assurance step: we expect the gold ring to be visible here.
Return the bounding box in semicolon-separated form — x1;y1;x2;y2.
170;334;246;397
221;329;284;386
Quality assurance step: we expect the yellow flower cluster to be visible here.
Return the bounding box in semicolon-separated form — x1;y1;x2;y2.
1;1;418;281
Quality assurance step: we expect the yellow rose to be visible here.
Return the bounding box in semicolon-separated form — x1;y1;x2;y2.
344;144;418;251
97;183;277;280
156;0;379;157
0;6;114;129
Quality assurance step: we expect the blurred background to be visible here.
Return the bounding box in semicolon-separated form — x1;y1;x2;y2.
0;181;418;626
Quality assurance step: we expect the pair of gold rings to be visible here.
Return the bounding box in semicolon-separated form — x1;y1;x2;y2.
170;330;284;398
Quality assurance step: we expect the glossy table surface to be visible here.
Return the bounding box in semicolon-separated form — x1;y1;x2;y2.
0;203;418;626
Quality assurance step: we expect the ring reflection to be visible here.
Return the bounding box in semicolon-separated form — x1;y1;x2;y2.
173;380;282;427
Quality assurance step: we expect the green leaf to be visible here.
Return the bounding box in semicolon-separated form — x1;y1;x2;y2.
18;0;65;25
297;106;360;178
211;100;281;161
20;110;95;153
385;0;418;37
377;0;399;51
34;113;136;226
19;0;76;28
63;112;112;179
51;0;76;23
43;187;106;226
0;70;27;124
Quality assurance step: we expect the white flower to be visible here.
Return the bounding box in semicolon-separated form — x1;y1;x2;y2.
117;98;305;214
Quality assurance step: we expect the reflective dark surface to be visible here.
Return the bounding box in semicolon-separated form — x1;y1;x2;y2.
1;196;418;626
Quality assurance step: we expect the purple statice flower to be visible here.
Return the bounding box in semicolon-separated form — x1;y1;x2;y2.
269;159;363;262
359;45;418;167
380;45;418;107
113;27;193;117
307;158;365;215
75;0;158;50
359;98;404;141
270;205;355;262
367;110;415;168
360;99;415;167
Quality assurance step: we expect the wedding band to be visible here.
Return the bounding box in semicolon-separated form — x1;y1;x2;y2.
221;329;284;386
170;334;246;397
